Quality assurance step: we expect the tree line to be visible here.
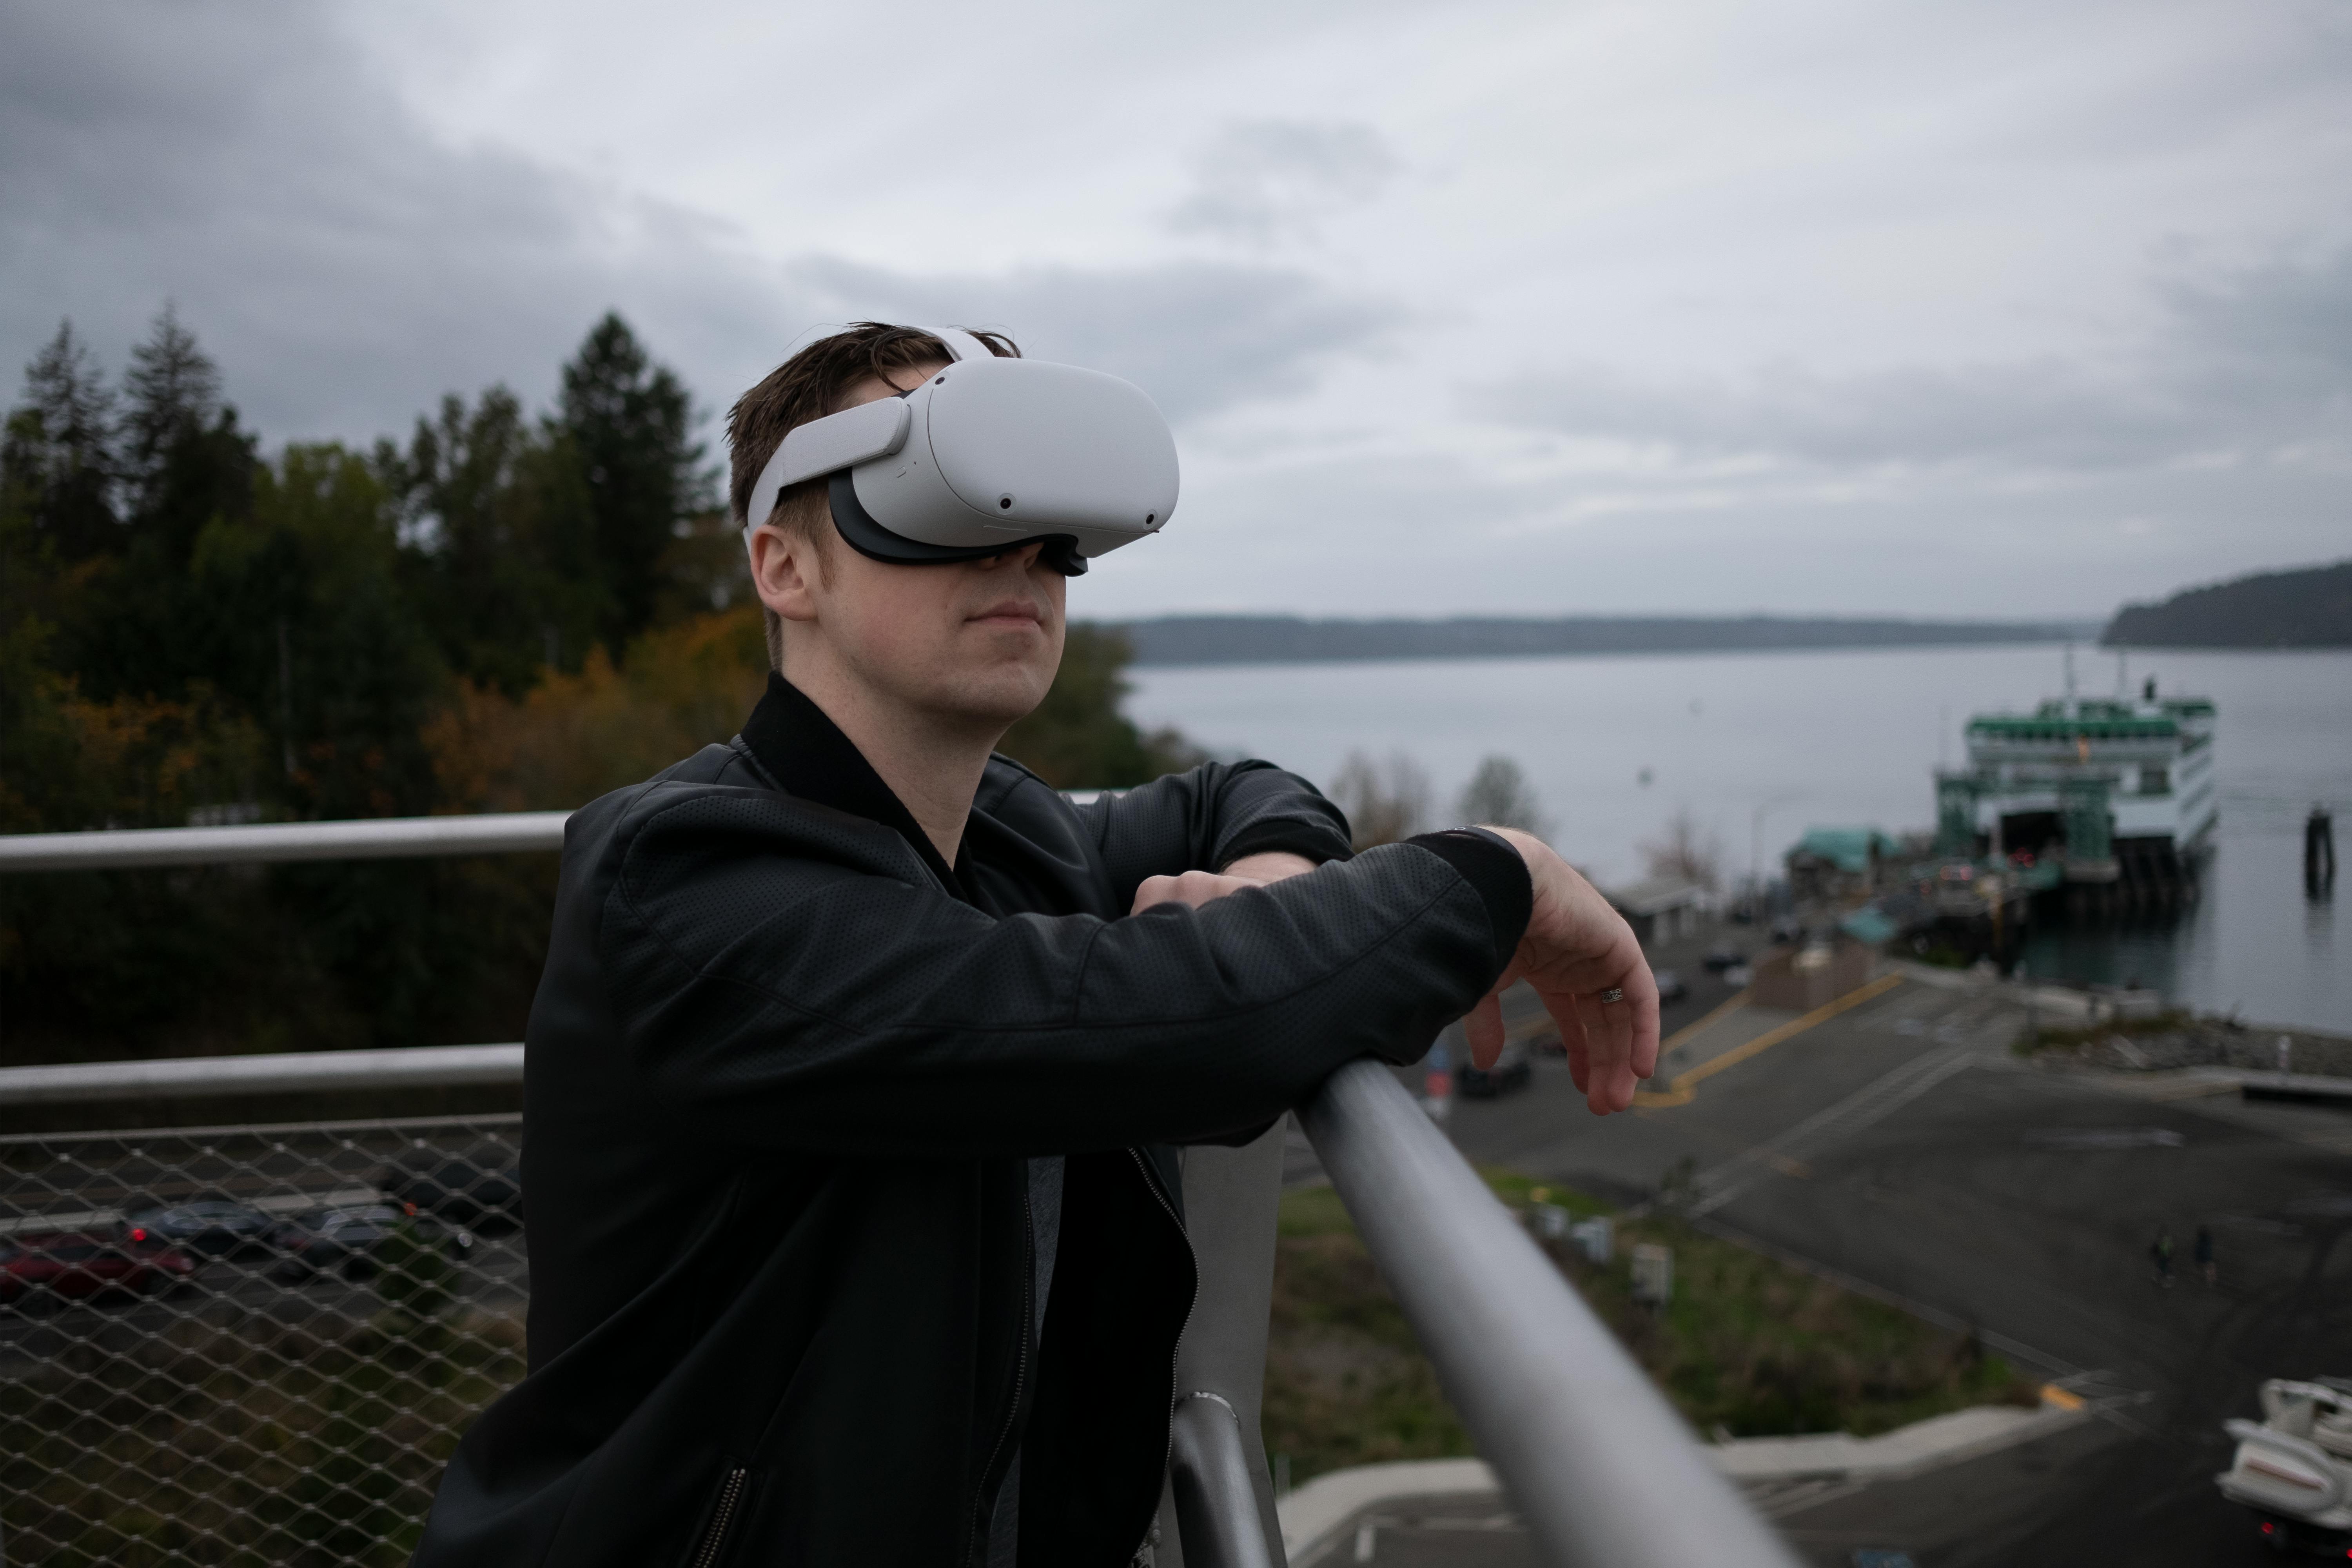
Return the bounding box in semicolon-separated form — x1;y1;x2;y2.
2102;559;2352;648
0;310;1189;1065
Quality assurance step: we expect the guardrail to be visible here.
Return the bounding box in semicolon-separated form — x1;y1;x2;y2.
0;811;570;872
0;1044;525;1106
3;811;1799;1567
0;802;1103;873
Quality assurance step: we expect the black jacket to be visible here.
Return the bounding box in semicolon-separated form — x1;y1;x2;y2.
412;676;1531;1568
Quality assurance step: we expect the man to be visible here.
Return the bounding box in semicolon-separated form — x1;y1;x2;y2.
412;323;1658;1568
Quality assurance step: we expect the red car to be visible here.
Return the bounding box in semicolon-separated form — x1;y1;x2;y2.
0;1230;197;1304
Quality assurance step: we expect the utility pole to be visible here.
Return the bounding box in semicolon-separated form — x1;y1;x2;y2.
276;616;296;780
1750;794;1802;920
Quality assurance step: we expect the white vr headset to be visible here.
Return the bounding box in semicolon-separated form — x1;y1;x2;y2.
742;326;1179;577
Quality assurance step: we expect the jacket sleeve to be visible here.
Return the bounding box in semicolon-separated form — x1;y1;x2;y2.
585;789;1523;1159
1077;760;1353;911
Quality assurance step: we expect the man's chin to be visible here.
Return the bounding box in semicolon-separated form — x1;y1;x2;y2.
919;673;1051;734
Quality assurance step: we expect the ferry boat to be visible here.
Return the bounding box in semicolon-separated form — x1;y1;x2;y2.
1933;676;2216;909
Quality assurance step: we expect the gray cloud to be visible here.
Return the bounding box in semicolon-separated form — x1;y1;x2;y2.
1470;242;2352;473
0;5;1383;451
1477;359;2193;469
0;2;706;442
1167;120;1401;249
1077;434;2352;622
2162;243;2352;407
784;257;1390;425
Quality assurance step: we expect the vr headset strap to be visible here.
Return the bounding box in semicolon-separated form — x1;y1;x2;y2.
742;326;1002;536
922;325;997;364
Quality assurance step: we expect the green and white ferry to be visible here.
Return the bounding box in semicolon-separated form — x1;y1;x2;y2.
1935;677;2216;906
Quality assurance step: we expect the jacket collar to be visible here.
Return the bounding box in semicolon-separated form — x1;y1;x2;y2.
738;672;968;897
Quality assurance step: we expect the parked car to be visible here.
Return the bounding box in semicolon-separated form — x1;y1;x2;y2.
121;1198;275;1259
379;1144;523;1234
267;1204;473;1281
1702;946;1747;973
0;1230;197;1305
1455;1042;1534;1099
1652;967;1690;1003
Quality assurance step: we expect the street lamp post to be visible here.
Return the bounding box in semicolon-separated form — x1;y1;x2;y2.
1749;795;1804;921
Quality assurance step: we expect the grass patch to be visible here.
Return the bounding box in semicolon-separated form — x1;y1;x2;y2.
1263;1171;2036;1485
0;1311;524;1566
2014;1008;2194;1054
1263;1178;1469;1481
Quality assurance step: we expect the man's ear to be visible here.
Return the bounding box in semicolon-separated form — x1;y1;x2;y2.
749;526;823;624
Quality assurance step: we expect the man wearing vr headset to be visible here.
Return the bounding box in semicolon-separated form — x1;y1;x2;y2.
413;323;1659;1568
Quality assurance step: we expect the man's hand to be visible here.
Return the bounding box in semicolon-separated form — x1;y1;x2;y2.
1467;828;1660;1116
1130;851;1316;914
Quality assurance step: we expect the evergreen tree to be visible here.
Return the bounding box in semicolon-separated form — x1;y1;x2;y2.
70;307;260;702
555;313;711;654
2;320;120;563
120;303;222;505
385;388;601;695
196;443;448;817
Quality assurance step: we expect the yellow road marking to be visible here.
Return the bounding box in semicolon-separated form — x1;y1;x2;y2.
1651;988;1754;1056
1505;983;1749;1049
1631;973;1906;1109
2040;1384;2085;1411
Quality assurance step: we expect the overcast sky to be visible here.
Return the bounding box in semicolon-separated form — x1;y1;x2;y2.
4;0;2346;620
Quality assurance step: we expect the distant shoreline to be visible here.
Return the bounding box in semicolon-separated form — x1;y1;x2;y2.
2101;559;2351;650
1107;614;2102;668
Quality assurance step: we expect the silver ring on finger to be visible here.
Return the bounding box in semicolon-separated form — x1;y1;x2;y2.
1598;986;1626;1005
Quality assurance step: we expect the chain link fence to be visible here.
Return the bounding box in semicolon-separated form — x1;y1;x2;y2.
0;1114;527;1566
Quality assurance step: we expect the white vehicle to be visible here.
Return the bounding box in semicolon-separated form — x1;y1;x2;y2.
2218;1377;2352;1552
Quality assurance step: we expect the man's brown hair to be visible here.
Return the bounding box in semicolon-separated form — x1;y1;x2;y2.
729;323;1020;670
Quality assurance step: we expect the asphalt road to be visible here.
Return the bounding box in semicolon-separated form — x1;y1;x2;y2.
1392;931;2352;1566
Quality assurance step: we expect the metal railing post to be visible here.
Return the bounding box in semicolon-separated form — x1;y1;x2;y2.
1160;1120;1288;1568
1298;1060;1802;1568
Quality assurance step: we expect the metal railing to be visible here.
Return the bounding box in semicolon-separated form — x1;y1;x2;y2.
5;811;1799;1567
0;1045;524;1107
0;811;568;873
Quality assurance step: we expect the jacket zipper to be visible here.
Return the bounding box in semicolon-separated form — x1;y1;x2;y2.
691;1466;748;1568
965;1177;1036;1567
1129;1147;1199;1564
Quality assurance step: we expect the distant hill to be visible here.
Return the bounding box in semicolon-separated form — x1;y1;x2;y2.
1109;615;2090;667
2103;561;2352;649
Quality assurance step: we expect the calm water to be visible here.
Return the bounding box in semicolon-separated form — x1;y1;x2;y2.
1127;644;2352;1032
